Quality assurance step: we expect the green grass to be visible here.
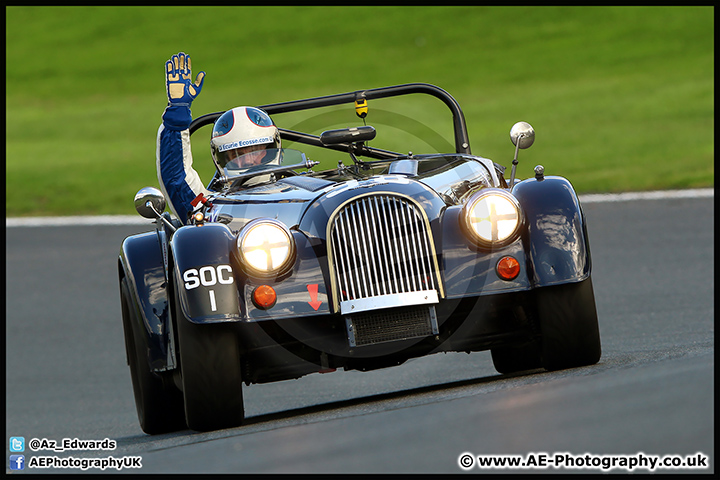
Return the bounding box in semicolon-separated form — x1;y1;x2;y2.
6;6;713;217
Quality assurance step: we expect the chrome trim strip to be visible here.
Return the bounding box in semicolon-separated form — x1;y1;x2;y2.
340;290;439;315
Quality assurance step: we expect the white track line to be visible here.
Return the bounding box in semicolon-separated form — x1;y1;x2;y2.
6;188;714;227
578;188;714;204
6;215;151;228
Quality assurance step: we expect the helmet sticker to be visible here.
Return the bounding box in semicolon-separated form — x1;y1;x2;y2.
218;136;274;152
212;111;235;138
245;107;274;127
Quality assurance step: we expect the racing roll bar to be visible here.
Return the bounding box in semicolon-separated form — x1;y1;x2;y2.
189;83;472;159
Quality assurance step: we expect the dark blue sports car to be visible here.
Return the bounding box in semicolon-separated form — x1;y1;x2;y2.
119;83;601;433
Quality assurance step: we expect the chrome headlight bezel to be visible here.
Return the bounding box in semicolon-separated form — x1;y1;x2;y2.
461;189;523;248
236;218;296;276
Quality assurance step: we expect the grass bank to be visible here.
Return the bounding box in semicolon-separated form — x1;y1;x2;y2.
6;6;713;216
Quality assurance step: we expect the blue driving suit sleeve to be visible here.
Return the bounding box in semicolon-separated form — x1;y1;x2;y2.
156;104;209;223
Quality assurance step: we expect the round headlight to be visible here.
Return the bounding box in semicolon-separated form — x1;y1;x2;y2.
237;219;295;275
463;189;522;247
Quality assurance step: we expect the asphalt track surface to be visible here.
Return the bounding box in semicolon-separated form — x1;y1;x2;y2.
6;194;713;474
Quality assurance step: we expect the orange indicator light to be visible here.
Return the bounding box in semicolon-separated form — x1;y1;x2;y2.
497;256;520;280
252;285;277;309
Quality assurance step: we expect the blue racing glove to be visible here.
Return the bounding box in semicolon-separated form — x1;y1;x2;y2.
163;52;205;129
166;51;205;106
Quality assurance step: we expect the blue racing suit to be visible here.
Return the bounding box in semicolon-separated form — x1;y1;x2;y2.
156;104;209;223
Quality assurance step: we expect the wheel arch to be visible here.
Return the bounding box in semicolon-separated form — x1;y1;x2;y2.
169;223;241;324
513;176;592;288
118;232;174;372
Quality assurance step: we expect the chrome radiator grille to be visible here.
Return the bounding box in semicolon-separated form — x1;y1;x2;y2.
329;194;441;315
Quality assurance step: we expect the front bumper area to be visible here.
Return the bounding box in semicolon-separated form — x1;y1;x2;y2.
226;289;537;384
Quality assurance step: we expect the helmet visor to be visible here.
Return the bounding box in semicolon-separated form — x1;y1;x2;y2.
216;136;279;169
222;148;282;173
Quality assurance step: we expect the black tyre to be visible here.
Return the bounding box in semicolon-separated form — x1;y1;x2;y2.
173;278;245;432
491;341;542;374
535;277;601;371
120;277;186;434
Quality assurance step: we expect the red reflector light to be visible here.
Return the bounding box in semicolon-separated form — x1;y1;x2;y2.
252;285;277;309
497;256;520;280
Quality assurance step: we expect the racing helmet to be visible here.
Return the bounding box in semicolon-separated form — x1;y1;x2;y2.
210;107;281;171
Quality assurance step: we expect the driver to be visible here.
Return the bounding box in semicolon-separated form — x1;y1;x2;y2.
156;52;280;222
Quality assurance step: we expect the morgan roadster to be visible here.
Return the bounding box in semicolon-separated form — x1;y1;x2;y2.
119;83;601;433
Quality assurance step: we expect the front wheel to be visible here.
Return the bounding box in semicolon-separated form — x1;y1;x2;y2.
120;277;186;434
173;278;245;432
536;277;601;371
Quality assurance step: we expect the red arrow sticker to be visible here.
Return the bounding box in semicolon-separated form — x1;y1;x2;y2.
307;284;322;311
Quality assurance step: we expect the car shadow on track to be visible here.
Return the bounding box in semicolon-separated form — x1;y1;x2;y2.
243;370;542;427
115;366;563;449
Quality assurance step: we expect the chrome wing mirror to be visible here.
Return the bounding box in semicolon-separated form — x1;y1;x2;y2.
508;121;535;189
134;187;176;232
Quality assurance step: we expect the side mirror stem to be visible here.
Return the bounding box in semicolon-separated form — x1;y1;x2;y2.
146;201;177;232
509;140;521;190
